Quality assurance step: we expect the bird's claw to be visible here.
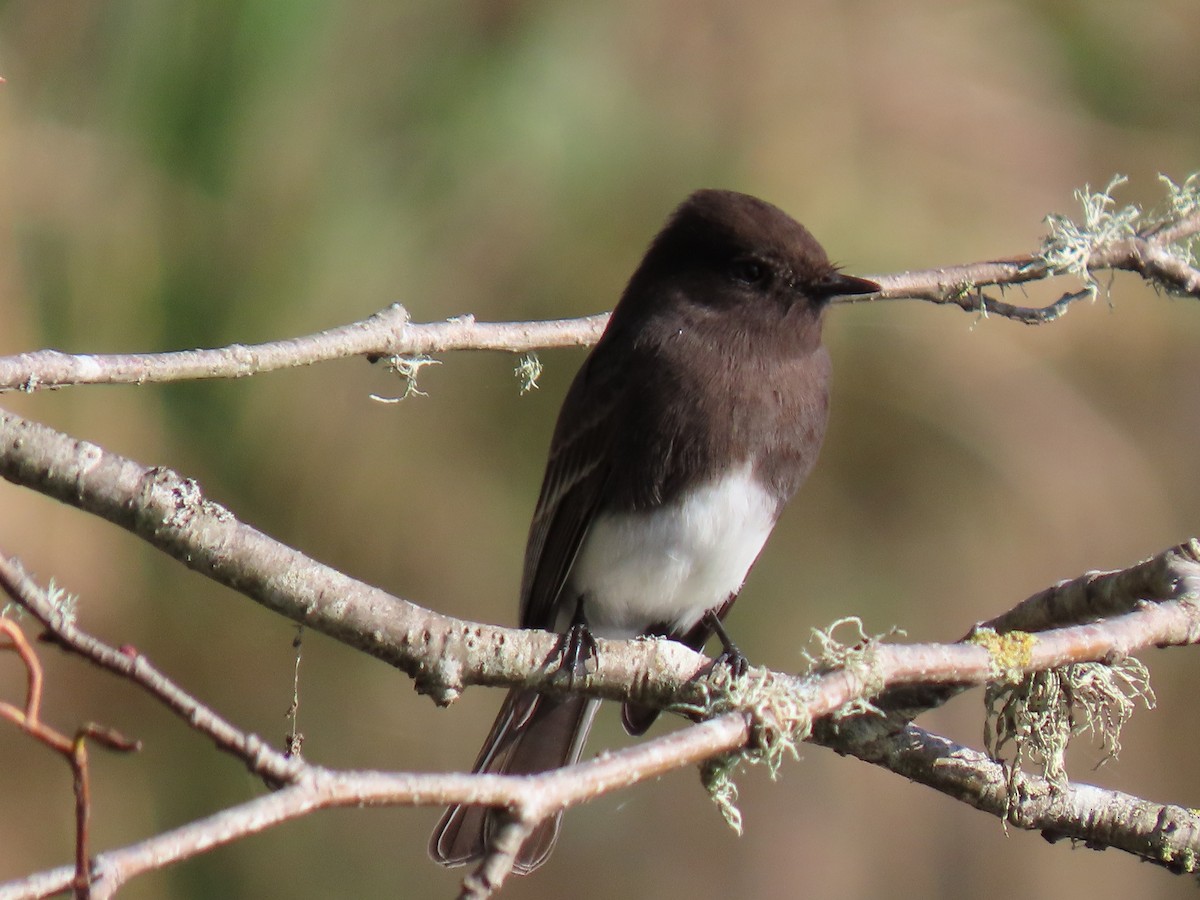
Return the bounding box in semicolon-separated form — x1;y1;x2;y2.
711;645;750;680
557;621;598;679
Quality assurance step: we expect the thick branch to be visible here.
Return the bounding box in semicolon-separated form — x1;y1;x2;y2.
6;407;1200;893
980;541;1200;635
6;542;1200;898
819;723;1200;876
5;406;1200;716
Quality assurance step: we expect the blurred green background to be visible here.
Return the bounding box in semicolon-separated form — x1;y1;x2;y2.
3;1;1200;897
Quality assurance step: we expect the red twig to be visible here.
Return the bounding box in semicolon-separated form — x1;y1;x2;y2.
0;616;141;898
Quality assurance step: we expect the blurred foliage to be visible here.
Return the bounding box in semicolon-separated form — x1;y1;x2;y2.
2;1;1200;898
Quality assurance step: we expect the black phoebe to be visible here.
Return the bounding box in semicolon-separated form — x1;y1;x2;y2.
429;189;878;873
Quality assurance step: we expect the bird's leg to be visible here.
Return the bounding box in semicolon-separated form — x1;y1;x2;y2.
556;594;598;679
704;608;749;679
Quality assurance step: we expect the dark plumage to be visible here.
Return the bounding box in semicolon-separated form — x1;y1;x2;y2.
430;190;878;873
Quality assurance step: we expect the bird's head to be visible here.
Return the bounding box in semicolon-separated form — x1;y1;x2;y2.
625;189;878;322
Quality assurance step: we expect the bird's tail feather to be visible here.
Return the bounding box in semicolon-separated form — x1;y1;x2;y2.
429;689;599;875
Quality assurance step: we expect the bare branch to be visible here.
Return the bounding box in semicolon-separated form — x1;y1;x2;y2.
0;556;752;898
0;615;141;897
0;304;608;394
7;559;1200;898
1;198;1198;394
0;554;302;787
5;406;1200;718
5;481;1200;896
818;723;1200;877
0;711;752;899
979;541;1200;635
858;541;1200;724
460;814;533;900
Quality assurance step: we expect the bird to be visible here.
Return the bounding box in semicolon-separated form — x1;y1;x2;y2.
429;189;879;874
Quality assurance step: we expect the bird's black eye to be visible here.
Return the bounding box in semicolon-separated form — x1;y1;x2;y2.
730;258;768;286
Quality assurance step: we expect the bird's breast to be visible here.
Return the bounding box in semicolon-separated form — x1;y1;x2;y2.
564;461;779;639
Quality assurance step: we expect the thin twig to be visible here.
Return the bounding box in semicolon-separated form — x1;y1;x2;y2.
845;210;1200;321
0;305;608;393
459;815;533;900
2;209;1198;393
0;554;303;787
0;715;752;900
0;617;140;897
863;540;1200;722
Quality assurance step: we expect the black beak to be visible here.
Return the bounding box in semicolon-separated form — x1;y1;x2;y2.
816;271;880;298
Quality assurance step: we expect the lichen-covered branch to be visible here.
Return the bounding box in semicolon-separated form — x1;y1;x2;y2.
979;541;1200;635
819;723;1200;877
5;175;1200;895
2;177;1198;393
5;405;1200;719
6;402;1200;894
0;305;609;394
866;175;1200;322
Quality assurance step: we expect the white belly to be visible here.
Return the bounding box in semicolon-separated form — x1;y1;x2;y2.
566;462;778;639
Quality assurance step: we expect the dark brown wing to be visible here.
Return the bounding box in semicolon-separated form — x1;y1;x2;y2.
431;331;633;874
519;345;628;630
